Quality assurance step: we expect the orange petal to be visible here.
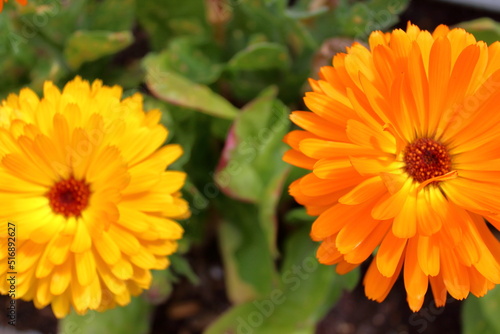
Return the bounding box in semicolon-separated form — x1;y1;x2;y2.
404;237;428;311
336;212;378;254
392;186;417;238
290;111;346;141
440;246;470;300
417;235;440;276
372;177;411;220
338;176;387;205
300;138;380;159
310;203;368;241
416;188;446;236
283;149;316;170
468;266;492;298
317;236;343;265
376;230;407;277
336;260;358;275
283;130;318;150
364;255;404;302
344;219;391;264
313;158;354;179
299;172;361;197
429;273;448;307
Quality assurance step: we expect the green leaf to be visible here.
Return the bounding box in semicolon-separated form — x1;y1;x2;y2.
58;296;153;334
171;253;200;285
0;19;36;96
218;203;277;304
29;58;65;93
207;227;359;334
457;18;500;45
298;0;409;43
221;1;317;103
463;286;500;334
344;0;409;40
98;61;145;90
64;30;133;70
159;37;224;84
143;52;239;120
212;86;291;293
226;1;295;55
19;0;87;46
286;6;329;20
228;42;290;71
136;0;209;50
85;0;136;31
214;86;290;202
215;87;290;255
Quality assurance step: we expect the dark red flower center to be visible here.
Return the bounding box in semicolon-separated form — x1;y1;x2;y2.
403;138;452;183
47;177;91;217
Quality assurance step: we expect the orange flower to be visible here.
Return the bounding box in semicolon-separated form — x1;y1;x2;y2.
0;0;27;12
284;22;500;311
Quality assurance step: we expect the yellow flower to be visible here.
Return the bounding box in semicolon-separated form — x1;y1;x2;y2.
284;23;500;311
0;0;28;12
0;77;189;317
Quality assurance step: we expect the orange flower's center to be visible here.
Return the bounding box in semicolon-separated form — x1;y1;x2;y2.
403;138;451;183
47;177;91;217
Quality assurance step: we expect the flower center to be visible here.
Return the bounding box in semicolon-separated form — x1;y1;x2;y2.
403;138;451;183
47;177;91;217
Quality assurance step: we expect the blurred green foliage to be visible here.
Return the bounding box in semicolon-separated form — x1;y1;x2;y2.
463;286;500;334
205;226;359;334
0;0;140;95
457;17;500;44
0;0;411;332
60;296;153;334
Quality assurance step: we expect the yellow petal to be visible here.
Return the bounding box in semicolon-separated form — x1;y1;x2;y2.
130;247;158;269
93;231;121;265
51;294;71;319
71;281;92;314
74;251;96;286
34;276;53;308
50;260;72;295
107;225;141;256
111;257;133;280
70;220;92;253
48;234;72;266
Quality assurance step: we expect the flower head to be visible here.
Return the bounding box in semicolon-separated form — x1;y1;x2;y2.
0;0;28;12
284;23;500;311
0;77;189;317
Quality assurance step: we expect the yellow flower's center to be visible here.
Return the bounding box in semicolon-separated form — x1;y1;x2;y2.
403;138;451;183
47;177;91;217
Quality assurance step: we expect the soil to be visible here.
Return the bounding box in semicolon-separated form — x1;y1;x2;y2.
2;1;500;333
